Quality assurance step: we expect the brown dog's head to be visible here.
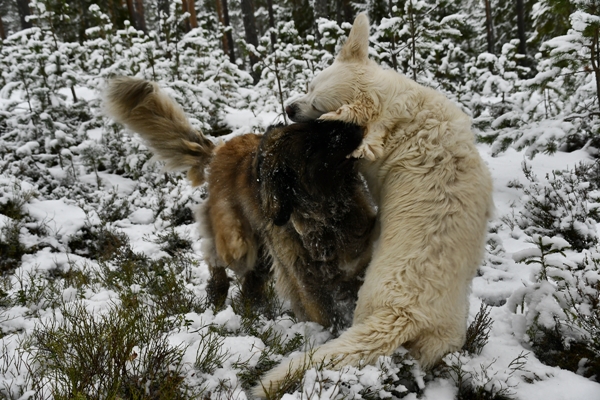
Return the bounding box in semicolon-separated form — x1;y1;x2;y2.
256;120;364;226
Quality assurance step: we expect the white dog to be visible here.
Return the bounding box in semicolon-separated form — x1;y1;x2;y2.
253;13;494;397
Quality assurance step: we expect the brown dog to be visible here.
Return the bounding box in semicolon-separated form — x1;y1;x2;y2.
103;77;375;330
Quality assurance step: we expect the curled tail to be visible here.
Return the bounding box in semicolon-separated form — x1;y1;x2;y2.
103;76;215;186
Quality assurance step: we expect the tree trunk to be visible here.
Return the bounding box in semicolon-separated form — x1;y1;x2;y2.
407;1;417;81
516;0;527;56
216;0;236;63
157;0;170;16
484;0;494;54
126;0;147;32
342;0;353;23
16;0;32;30
267;0;277;51
591;25;600;113
222;0;235;62
187;0;198;29
314;0;327;20
0;16;6;39
388;0;398;71
78;1;89;43
240;0;260;83
181;0;192;32
134;0;147;32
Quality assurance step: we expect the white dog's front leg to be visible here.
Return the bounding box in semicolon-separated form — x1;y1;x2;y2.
320;110;386;161
351;123;386;161
319;105;356;123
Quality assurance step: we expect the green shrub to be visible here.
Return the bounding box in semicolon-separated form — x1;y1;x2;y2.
29;300;195;399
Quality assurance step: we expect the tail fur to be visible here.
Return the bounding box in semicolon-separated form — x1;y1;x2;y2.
103;76;215;186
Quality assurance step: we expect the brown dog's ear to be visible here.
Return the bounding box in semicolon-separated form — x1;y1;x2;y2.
337;13;370;63
257;130;296;226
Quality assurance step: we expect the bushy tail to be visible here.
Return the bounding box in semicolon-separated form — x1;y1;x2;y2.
252;309;421;398
103;76;215;186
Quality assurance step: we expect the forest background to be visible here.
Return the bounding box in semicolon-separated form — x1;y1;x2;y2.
1;0;600;399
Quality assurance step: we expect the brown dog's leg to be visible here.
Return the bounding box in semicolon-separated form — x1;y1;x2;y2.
240;249;270;305
206;265;231;308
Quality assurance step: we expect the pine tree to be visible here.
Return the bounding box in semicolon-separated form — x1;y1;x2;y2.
372;0;466;86
529;1;600;118
532;0;574;47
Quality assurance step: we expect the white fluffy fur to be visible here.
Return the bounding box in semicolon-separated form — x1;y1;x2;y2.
253;13;494;398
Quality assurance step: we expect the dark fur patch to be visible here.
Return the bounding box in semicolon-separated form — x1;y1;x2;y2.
252;120;375;330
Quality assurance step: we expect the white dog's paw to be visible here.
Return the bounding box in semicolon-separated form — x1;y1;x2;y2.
351;125;386;160
320;105;354;122
351;140;383;160
350;142;369;159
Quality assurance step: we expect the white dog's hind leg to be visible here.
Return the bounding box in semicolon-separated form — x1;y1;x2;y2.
252;308;423;398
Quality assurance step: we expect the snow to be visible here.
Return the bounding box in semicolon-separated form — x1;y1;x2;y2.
2;13;600;399
2;104;600;399
517;368;600;400
24;199;87;239
128;207;154;224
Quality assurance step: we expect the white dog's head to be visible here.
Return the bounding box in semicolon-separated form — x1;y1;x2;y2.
285;14;381;126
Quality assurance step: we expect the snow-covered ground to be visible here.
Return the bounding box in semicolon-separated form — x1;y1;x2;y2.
2;95;600;399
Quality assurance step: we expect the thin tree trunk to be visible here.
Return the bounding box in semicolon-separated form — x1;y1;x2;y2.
240;0;260;83
187;0;198;29
267;0;277;51
134;0;147;32
408;1;417;81
314;0;327;20
16;0;32;30
342;0;353;23
216;0;235;63
591;26;600;112
516;0;527;56
107;0;116;27
181;0;192;32
157;0;169;16
0;16;6;39
484;0;494;54
388;0;398;71
79;1;89;43
215;0;228;58
222;0;235;62
126;0;147;32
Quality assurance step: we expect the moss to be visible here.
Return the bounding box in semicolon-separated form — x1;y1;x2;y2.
168;203;195;226
0;198;28;220
456;383;514;400
67;225;130;261
155;229;193;256
529;324;600;379
0;220;28;273
476;133;500;145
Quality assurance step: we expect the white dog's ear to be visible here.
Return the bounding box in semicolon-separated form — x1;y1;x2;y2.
337;13;370;63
